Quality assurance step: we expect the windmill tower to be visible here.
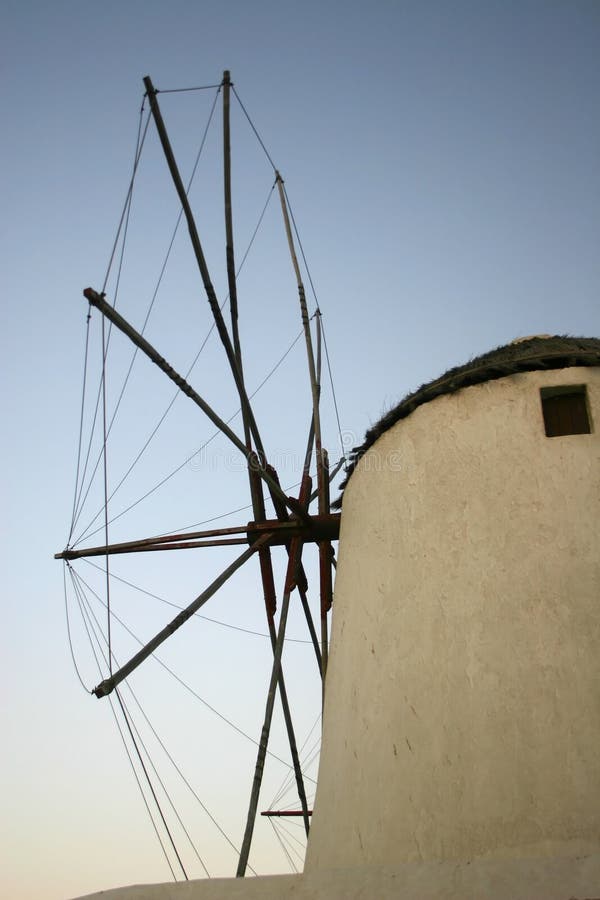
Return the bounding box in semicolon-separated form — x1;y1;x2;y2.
306;335;600;890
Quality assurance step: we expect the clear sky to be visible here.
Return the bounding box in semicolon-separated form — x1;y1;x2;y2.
2;2;599;898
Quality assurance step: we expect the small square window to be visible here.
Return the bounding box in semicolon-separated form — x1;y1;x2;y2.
540;385;591;437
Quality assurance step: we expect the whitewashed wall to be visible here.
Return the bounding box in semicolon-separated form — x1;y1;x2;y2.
307;367;600;870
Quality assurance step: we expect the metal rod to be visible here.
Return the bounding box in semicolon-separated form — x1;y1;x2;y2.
83;287;307;522
92;533;273;698
236;537;304;876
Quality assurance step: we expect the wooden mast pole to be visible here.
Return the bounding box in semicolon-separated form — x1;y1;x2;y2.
222;69;311;841
236;534;305;876
142;75;267;464
276;174;331;682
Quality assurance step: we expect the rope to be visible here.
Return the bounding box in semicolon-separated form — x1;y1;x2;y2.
72;180;278;547
121;683;252;873
270;713;321;809
70;568;178;880
100;295;112;671
71;89;220;542
74;326;304;546
72;569;257;875
268;818;298;873
231;86;278;172
155;84;222;94
71;107;150;536
80;559;313;644
115;689;189;880
75;574;188;879
68;311;92;542
63;563;90;692
117;688;208;877
70;567;316;783
101;103;150;294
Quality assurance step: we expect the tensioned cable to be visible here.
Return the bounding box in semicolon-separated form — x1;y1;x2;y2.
268;818;298;874
231;87;277;172
272;817;306;867
72;179;277;547
156;85;221;94
160;451;341;536
71;106;151;534
81;558;312;644
101;106;153;674
71;90;220;540
83;576;207;875
270;819;307;876
271;817;307;854
74;324;304;546
270;712;321;809
115;688;190;879
71;568;256;875
70;567;315;783
102;102;150;294
153;475;301;537
79;567;191;878
69;568;178;880
88;175;274;523
122;682;254;874
74;573;188;879
231;66;345;475
101;281;113;671
63;563;89;692
68;310;92;541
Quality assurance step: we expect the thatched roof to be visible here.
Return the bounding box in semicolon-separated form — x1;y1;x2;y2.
334;335;600;507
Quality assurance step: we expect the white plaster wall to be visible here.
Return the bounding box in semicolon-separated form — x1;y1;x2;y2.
306;367;600;871
77;854;600;900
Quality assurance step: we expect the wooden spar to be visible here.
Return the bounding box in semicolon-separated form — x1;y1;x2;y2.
263;472;314;839
318;449;333;686
301;306;322;481
56;524;248;559
142;76;267;467
55;515;340;561
241;473;314;861
92;533;273;698
265;609;311;838
57;537;248;560
222;70;243;389
221;70;277;622
236;534;305;877
298;583;322;675
275;174;323;470
276;205;331;685
274;177;334;684
82;287;308;523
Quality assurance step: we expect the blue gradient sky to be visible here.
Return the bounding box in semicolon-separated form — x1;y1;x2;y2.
2;2;599;898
